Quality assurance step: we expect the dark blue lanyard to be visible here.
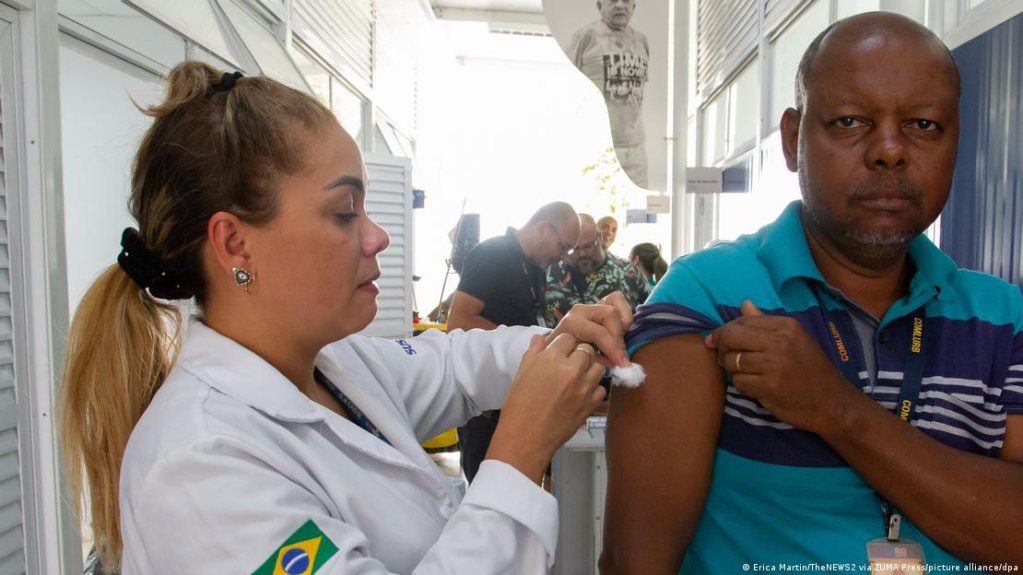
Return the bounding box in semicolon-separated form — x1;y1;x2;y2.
814;287;927;418
522;261;546;326
819;295;868;388
814;287;927;538
313;368;392;446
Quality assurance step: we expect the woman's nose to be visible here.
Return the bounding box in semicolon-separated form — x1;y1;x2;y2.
363;216;390;256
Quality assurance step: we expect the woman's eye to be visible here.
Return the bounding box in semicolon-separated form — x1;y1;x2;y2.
336;213;359;224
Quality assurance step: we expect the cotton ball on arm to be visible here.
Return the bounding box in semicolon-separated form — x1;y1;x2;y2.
610;363;646;388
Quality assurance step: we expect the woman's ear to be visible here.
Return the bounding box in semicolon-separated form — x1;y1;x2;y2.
207;211;251;275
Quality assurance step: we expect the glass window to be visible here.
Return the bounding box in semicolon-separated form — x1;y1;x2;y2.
188;44;237;73
290;47;331;109
59;0;186;68
125;0;246;68
385;123;415;159
730;62;760;153
373;124;391;155
768;0;829;124
332;79;365;146
716;130;799;241
701;90;728;165
216;0;310;91
836;0;881;20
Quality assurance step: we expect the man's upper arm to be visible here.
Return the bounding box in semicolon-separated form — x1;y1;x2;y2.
999;414;1023;464
447;290;496;331
448;244;502;331
601;334;725;574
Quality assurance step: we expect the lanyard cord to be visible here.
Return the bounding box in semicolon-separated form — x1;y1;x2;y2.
522;261;549;326
521;261;536;302
314;368;392;446
814;287;868;390
812;285;927;540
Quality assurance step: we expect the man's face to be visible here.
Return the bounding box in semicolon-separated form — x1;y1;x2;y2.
780;25;959;270
538;217;580;269
597;218;618;250
598;0;635;31
568;225;605;275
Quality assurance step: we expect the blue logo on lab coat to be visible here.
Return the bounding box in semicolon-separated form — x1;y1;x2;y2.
395;339;416;356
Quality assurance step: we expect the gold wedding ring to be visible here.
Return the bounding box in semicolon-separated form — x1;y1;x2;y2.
574;343;595;362
734;352;743;372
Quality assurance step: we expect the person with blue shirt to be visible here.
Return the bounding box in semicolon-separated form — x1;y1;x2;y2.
601;12;1023;574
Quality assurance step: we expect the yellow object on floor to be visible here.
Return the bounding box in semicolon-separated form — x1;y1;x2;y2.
413;322;447;334
422;427;458;450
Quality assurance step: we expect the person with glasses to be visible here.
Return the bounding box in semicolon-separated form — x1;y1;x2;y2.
448;202;581;485
544;214;650;327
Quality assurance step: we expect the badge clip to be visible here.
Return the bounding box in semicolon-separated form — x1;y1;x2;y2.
886;513;901;542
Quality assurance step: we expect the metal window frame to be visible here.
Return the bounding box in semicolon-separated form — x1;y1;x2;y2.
1;0;81;573
123;0;255;71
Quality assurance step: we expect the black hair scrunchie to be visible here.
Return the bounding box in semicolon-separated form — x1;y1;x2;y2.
117;228;193;300
217;71;243;92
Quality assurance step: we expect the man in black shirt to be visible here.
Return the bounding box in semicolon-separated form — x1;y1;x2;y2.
448;201;580;482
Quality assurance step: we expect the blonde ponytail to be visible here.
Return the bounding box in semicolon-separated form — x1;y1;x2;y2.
60;265;181;569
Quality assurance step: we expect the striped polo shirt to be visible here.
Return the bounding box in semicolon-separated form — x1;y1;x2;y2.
627;201;1023;573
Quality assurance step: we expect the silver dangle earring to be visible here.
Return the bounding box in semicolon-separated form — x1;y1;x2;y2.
232;267;255;295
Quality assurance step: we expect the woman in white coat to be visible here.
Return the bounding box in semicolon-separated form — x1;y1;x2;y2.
59;61;631;574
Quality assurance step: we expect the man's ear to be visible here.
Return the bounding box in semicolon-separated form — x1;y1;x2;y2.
207;211;252;275
780;108;801;173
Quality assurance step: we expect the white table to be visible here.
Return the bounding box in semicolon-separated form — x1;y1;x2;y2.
552;417;607;574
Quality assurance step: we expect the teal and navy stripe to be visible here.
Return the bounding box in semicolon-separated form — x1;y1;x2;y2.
629;303;1019;462
626;201;1023;572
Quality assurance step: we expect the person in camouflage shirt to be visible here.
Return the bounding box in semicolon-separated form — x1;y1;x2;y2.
545;214;650;325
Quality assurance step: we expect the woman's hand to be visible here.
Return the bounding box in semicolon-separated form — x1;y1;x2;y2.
487;333;605;484
546;291;633;367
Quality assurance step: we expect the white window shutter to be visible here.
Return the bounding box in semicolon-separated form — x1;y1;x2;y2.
292;0;374;94
0;15;26;573
696;0;758;101
361;155;413;339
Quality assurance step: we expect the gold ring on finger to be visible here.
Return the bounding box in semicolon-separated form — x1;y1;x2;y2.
574;344;595;362
734;351;743;372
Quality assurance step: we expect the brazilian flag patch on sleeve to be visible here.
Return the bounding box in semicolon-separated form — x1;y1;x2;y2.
253;519;340;575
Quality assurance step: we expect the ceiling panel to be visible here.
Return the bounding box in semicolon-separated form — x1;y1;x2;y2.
430;0;548;34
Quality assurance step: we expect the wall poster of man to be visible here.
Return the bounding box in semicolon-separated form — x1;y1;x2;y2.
544;0;669;192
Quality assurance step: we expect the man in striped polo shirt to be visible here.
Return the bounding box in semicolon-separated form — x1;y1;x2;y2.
600;11;1023;574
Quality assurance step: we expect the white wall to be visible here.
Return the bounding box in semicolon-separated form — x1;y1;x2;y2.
59;38;162;312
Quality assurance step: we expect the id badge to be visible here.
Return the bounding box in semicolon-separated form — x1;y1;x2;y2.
867;539;926;574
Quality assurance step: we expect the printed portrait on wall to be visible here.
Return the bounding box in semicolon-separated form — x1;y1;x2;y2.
544;0;669;192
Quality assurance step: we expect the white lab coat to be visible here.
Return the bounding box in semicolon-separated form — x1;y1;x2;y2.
119;320;556;574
